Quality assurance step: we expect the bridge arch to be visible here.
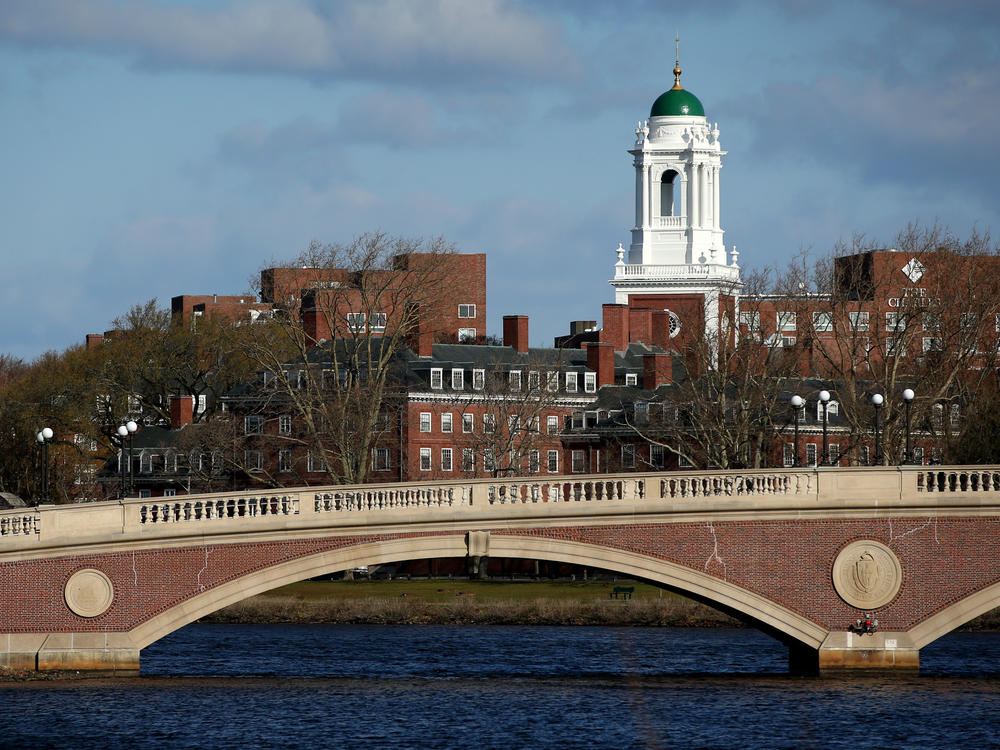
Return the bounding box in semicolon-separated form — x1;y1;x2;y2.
128;533;826;654
909;580;1000;650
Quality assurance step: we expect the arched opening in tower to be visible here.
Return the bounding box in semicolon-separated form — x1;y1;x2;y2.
660;170;680;217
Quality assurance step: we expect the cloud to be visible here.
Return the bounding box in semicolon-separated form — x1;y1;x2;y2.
0;0;580;87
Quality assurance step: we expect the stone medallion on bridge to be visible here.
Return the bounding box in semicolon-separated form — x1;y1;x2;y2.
64;568;115;618
832;540;902;610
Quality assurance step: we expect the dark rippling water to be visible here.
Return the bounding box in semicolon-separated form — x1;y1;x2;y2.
4;625;1000;749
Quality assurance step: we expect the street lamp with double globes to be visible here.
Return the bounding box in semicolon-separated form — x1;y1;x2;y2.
902;388;915;465
871;393;884;465
790;395;805;467
117;420;138;497
36;427;53;504
818;390;831;466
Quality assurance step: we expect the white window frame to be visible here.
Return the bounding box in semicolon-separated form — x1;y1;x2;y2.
370;312;387;331
812;311;833;332
546;415;559;435
245;450;262;471
849;311;870;331
777;311;797;331
625;373;638;386
483;413;496;433
462;448;475;472
458;303;477;318
565;372;578;393
621;444;636;469
419;447;432;472
547;450;559;473
244;415;264;435
430;368;443;390
462;413;474;433
441;448;453;472
584;372;596;393
279;449;292;473
473;369;485;390
651;444;665;469
528;450;540;474
509;370;521;391
347;312;366;332
571;450;586;473
458;328;477;342
546;371;559;392
441;412;453;433
528;371;540;390
373;447;390;471
452;368;464;390
419;412;432;433
805;443;817;467
886;312;906;332
278;414;291;435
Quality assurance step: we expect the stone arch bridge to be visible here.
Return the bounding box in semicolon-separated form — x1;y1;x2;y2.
3;466;1000;675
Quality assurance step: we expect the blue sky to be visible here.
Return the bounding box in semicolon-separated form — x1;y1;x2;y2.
2;0;998;359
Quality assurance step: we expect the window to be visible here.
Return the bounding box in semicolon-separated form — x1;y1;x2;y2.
483;413;496;432
462;414;474;433
441;448;453;472
196;394;207;414
886;336;905;357
565;372;578;393
817;399;839;420
849;311;870;331
546;415;559;435
812;312;833;332
419;447;432;471
528;371;540;390
547;450;559;473
430;368;443;390
951;404;961;427
528;450;540;473
452;369;464;390
484;449;496;473
861;445;870;465
307;452;319;472
546;371;559;392
419;412;432;433
827;400;839;416
805;443;817;467
509;371;521;391
139;452;152;474
886;312;906;332
458;328;477;342
783;443;795;468
373;448;390;471
245;450;262;471
529;416;540;433
138;489;151;499
508;414;520;432
163;489;176;497
679;453;694;469
463;448;475;472
441;413;453;433
584;372;597;393
279;450;292;473
740;311;761;332
244;415;264;435
370;312;387;331
777;311;797;331
165;452;177;473
458;303;477;318
621;444;636;469
923;337;942;353
571;450;586;473
625;373;638;386
913;446;925;465
923;312;941;332
650;444;665;468
278;414;291;435
829;443;840;465
347;312;366;332
211;451;223;474
473;369;485;390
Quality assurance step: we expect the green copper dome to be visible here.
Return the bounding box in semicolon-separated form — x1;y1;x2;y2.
650;87;705;118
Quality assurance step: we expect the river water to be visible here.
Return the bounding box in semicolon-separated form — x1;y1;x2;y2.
4;624;1000;749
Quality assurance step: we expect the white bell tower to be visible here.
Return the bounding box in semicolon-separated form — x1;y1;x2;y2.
610;42;742;341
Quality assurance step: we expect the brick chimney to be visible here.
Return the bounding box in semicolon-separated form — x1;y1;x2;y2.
643;352;672;390
585;341;615;388
405;304;434;357
651;310;672;349
599;304;629;351
85;333;104;350
503;315;529;353
628;307;653;345
170;395;194;429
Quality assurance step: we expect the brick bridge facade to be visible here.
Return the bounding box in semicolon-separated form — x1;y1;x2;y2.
3;466;1000;675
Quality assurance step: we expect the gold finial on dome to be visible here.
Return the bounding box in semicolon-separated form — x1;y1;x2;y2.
672;34;683;89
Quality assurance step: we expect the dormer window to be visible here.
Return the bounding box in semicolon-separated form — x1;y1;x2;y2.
452;368;464;390
430;368;443;389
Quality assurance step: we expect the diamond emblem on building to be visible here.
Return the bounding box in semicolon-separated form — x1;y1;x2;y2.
902;258;925;283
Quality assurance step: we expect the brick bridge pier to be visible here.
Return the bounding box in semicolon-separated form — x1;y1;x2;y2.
2;466;1000;674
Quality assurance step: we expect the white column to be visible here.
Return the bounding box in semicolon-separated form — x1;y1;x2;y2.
634;163;642;228
641;163;650;229
700;163;709;229
713;165;721;230
689;163;698;227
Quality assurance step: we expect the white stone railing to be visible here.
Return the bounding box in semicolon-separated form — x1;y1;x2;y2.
315;485;469;512
0;511;40;537
653;216;685;228
918;469;1000;493
6;466;1000;550
614;263;740;281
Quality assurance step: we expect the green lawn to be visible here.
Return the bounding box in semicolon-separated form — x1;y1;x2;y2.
269;579;672;604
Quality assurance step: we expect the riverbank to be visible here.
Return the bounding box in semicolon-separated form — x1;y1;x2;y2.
201;579;1000;629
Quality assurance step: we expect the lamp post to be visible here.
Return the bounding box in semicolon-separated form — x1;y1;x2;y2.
36;427;53;504
790;395;804;467
871;393;884;465
902;388;915;465
118;420;138;497
818;390;831;466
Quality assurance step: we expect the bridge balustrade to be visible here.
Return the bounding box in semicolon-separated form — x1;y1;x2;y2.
315;485;467;512
919;470;1000;493
138;495;299;525
0;512;40;537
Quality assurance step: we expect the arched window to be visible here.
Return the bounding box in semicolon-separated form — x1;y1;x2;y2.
660;170;681;217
